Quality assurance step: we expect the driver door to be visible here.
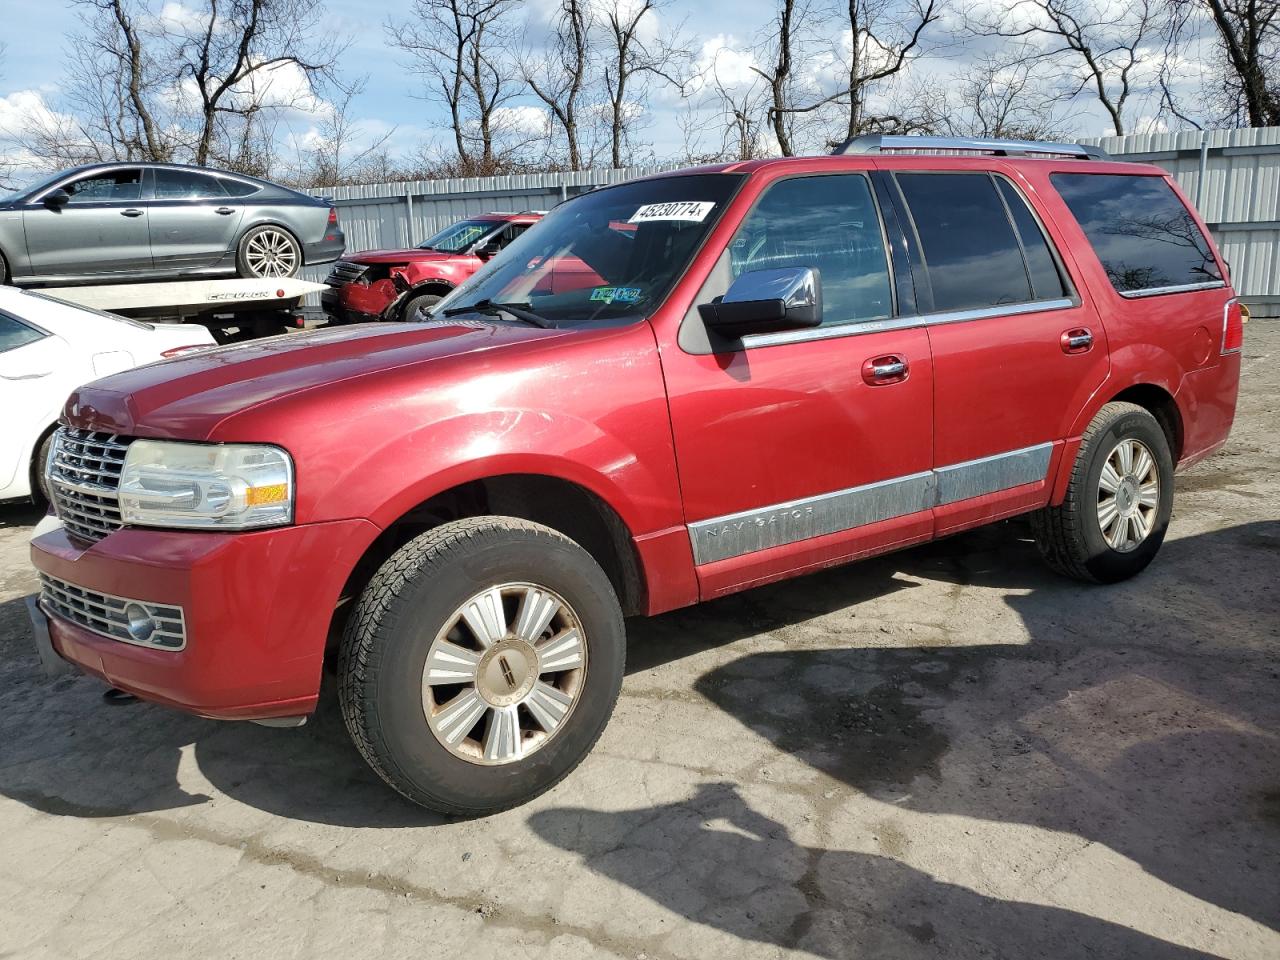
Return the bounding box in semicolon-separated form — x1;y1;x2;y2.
22;167;152;278
660;172;935;598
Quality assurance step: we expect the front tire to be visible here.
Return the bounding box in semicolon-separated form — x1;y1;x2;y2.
401;291;443;321
338;517;625;816
1031;401;1175;583
236;226;302;279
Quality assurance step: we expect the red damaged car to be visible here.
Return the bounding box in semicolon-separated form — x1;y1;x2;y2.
30;136;1243;816
321;211;543;322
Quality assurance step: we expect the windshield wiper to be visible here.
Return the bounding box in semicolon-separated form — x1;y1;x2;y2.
443;299;555;329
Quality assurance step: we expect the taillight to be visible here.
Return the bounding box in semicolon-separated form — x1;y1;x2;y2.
1222;298;1244;355
328;206;338;225
161;345;214;358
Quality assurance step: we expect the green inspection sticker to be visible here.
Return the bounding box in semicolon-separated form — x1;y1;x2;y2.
590;286;643;304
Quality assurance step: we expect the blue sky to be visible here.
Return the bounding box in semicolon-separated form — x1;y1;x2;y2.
0;0;1206;179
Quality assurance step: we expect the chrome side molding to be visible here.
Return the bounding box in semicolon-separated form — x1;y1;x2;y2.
688;442;1054;564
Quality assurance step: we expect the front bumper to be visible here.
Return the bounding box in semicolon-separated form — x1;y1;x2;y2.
30;517;378;720
320;280;396;324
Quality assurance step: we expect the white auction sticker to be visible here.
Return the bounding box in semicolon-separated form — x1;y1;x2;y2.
629;201;716;224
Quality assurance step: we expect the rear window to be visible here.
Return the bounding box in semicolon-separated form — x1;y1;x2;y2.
1051;173;1222;295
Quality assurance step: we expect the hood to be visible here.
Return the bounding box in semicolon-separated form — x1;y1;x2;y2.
347;248;476;265
66;320;560;439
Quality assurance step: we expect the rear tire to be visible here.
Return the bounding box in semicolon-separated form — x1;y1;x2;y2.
236;226;302;279
338;517;625;816
1031;402;1174;584
401;291;443;321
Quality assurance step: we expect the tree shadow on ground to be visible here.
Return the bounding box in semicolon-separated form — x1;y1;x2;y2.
530;520;1280;955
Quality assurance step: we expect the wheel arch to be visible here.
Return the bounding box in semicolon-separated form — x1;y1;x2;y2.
28;421;59;500
330;472;648;653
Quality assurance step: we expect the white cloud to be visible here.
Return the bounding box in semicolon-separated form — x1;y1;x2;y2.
491;104;552;137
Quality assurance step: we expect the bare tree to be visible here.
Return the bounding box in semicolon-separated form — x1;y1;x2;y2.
1171;0;1280;126
752;0;805;156
524;0;592;170
952;53;1073;139
971;0;1163;136
165;0;345;166
683;47;771;161
390;0;526;175
601;0;690;168
286;79;396;186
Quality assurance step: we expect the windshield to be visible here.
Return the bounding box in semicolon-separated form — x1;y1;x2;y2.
434;174;743;327
419;219;502;253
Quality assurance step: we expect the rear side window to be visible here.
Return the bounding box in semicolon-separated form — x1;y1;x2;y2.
897;173;1034;311
996;178;1068;300
154;169;229;200
728;174;892;325
1051;173;1222;294
0;312;47;353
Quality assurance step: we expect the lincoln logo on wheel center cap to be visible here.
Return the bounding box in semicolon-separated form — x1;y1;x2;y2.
477;640;538;707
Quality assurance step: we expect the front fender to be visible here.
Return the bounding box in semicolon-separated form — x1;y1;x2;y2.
323;408;675;536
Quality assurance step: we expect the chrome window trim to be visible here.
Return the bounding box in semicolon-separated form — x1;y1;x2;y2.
741;297;1076;349
1118;280;1226;299
688;441;1054;564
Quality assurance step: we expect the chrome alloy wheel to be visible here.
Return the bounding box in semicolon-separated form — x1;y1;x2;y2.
1096;437;1160;553
422;583;588;765
244;228;298;277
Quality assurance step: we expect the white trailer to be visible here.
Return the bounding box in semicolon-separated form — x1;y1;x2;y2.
36;277;328;343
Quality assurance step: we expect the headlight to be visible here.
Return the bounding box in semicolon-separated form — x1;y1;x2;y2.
119;441;294;529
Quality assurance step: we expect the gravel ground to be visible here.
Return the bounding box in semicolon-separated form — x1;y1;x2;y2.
0;324;1276;960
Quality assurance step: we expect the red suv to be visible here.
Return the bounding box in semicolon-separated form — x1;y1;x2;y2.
30;136;1242;815
321;211;542;323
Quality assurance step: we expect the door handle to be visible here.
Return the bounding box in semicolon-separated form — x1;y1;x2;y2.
862;354;908;385
215;207;235;215
1061;327;1093;354
121;208;144;218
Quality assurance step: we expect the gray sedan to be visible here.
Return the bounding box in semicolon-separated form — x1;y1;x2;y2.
0;163;345;284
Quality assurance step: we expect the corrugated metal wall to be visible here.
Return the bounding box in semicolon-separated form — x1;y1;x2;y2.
299;165;682;287
308;130;1280;314
1080;128;1280;315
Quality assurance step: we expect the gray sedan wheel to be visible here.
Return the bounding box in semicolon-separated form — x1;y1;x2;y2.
236;226;301;279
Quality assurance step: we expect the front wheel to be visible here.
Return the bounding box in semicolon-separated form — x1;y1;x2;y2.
338;517;625;816
401;291;442;321
236;226;302;279
1031;401;1175;583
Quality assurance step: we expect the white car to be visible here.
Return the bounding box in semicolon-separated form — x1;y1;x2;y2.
0;287;215;502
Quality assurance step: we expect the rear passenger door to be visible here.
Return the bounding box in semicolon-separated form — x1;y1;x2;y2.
147;169;247;271
888;169;1108;533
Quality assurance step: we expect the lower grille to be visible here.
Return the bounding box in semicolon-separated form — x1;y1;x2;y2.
39;573;186;651
48;428;132;544
327;261;368;285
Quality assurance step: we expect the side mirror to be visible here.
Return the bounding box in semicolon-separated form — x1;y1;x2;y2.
43;189;71;208
697;266;822;337
475;241;501;261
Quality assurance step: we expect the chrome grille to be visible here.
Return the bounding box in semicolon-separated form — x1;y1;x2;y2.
39;573;186;651
48;428;133;544
327;261;368;285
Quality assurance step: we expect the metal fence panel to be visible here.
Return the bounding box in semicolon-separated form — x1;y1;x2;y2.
306;136;1280;315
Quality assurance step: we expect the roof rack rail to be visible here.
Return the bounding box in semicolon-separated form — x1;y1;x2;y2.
832;134;1109;160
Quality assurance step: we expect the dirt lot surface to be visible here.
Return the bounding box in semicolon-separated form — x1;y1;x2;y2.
1;325;1276;960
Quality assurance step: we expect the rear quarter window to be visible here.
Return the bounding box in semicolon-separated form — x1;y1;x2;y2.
1051;173;1222;295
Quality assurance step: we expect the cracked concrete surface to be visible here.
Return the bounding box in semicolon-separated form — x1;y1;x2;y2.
1;326;1277;960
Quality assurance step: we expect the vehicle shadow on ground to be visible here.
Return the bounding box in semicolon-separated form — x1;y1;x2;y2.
531;520;1280;955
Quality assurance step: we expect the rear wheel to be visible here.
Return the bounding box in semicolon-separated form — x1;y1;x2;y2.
1031;402;1174;583
338;517;625;816
236;226;301;279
